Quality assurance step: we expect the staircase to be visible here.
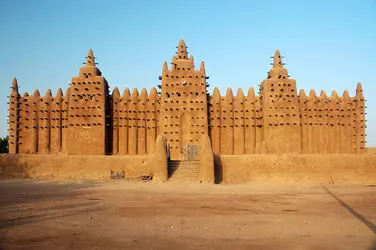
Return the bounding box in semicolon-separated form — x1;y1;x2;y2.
168;160;200;183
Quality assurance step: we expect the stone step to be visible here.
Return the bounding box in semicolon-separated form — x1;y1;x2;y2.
169;172;198;176
169;175;198;179
168;179;199;183
168;174;198;178
168;164;200;167
168;166;198;170
167;160;200;183
168;168;199;173
168;161;199;165
169;173;199;178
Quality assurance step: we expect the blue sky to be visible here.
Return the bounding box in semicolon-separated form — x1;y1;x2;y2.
0;0;375;146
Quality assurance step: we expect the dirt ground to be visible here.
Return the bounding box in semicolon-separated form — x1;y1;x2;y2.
0;180;375;250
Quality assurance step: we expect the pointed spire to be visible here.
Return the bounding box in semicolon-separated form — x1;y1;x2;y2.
64;87;70;100
122;88;130;99
273;49;283;68
11;77;18;93
177;38;188;59
356;82;363;96
162;61;168;73
213;87;221;100
33;89;40;97
131;88;139;97
45;89;52;97
331;90;339;98
200;61;205;71
23;92;29;97
309;89;316;101
112;87;120;98
140;88;148;99
189;55;194;64
248;87;255;100
150;87;158;100
320;90;327;98
225;88;233;101
299;89;306;98
343;89;350;101
56;88;63;98
236;88;244;100
86;49;96;66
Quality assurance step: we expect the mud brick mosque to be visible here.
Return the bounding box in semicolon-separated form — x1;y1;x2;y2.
8;39;367;160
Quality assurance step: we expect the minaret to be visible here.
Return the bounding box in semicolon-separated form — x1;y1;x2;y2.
67;49;110;155
158;38;209;160
9;77;20;153
273;50;283;68
176;38;188;59
260;50;301;153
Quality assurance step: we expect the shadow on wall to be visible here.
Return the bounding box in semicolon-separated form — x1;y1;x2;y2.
214;154;223;184
0;154;31;179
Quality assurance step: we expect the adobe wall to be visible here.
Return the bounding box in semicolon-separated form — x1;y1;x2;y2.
8;44;367;157
216;154;376;184
0;154;152;180
111;87;160;156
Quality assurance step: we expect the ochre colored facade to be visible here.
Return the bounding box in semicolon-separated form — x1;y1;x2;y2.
8;39;367;159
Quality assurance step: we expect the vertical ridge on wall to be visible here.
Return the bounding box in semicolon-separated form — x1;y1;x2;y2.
128;88;139;155
119;88;130;155
355;83;366;153
318;91;329;154
245;87;256;154
61;88;69;154
18;92;30;153
112;87;120;155
9;77;20;154
38;89;52;154
50;88;63;153
147;87;158;154
331;91;340;153
156;95;160;137
339;92;347;153
220;88;234;154
342;90;352;153
32;89;41;153
210;87;221;154
255;97;263;153
307;89;317;154
234;88;245;154
299;89;308;153
138;89;147;154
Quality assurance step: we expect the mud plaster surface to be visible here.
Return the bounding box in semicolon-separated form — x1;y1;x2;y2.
0;180;375;250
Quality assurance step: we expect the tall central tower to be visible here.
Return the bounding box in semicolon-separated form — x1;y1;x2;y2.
67;49;110;155
260;50;301;153
159;39;209;160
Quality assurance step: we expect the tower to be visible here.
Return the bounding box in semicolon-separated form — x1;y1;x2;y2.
67;49;110;155
260;50;301;153
159;39;209;160
8;77;20;154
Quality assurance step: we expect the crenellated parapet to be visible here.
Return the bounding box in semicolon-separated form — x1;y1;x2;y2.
209;87;260;155
111;87;160;155
297;83;365;154
8;83;70;154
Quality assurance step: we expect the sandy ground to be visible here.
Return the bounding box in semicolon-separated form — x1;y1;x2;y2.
0;180;375;250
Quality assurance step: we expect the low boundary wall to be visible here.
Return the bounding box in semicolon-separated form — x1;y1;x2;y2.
0;154;152;180
215;154;376;184
1;154;375;184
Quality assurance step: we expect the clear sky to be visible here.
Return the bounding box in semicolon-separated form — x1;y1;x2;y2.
0;0;375;146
